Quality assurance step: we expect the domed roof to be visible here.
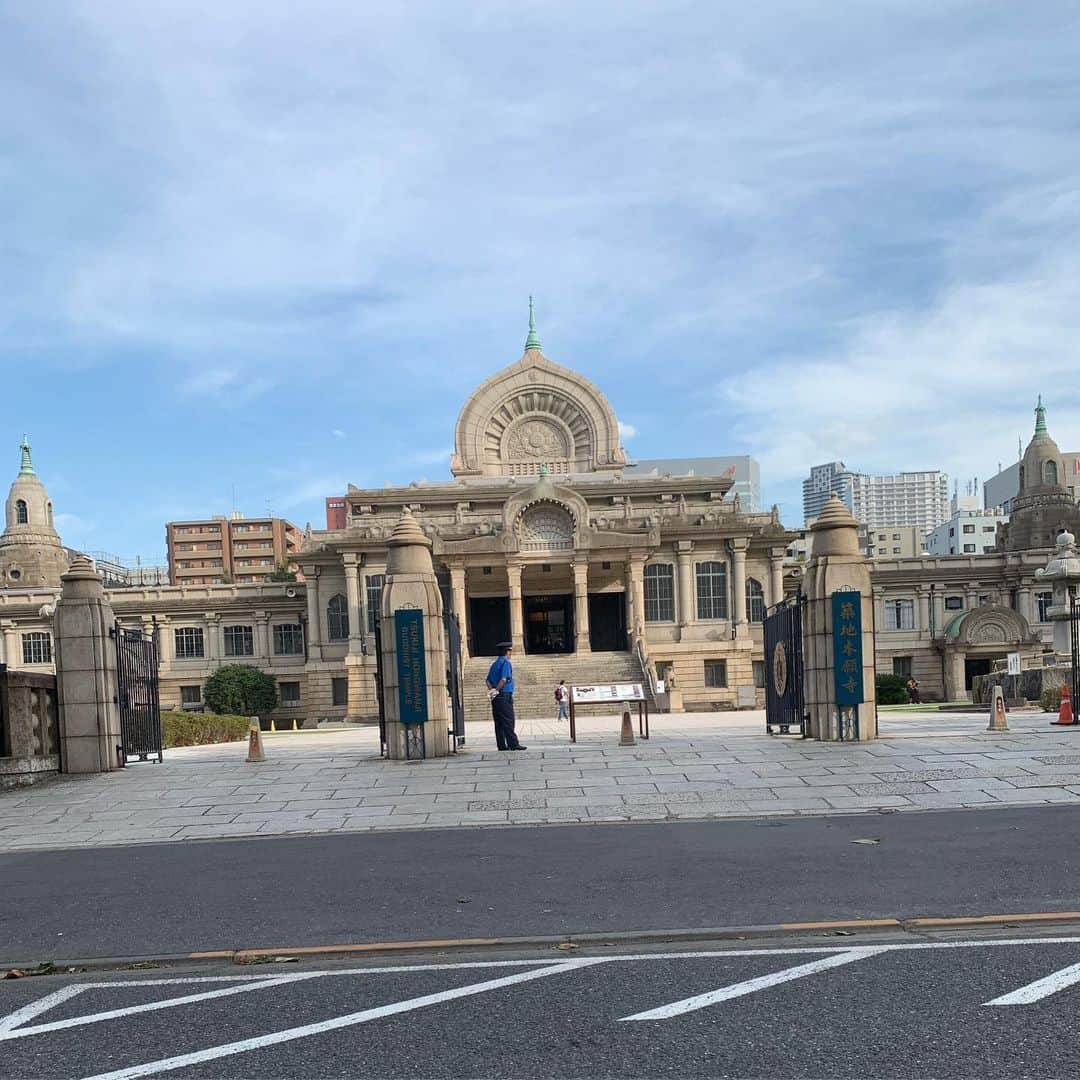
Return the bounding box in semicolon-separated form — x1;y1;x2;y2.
1019;396;1067;496
450;301;627;479
0;437;69;588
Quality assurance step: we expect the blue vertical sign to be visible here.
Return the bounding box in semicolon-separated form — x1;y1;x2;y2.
395;609;428;724
832;591;864;706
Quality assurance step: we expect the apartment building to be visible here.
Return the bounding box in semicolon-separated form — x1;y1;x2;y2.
166;513;302;585
803;462;949;530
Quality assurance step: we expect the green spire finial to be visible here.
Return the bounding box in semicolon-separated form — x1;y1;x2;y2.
525;295;541;351
19;434;33;475
1035;395;1048;436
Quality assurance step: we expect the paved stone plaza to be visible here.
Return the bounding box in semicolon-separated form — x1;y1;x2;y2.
3;710;1080;851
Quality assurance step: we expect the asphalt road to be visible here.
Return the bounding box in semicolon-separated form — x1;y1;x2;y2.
3;805;1080;963
5;935;1080;1078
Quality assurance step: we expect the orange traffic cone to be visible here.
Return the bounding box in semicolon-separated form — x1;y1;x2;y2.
1052;684;1074;725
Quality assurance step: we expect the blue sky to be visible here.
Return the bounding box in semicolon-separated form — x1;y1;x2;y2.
2;1;1079;561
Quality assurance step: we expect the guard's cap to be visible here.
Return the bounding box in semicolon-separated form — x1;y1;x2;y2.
496;641;513;652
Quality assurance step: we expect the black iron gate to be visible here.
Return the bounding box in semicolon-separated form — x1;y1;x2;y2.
444;610;465;749
374;614;387;757
764;594;807;737
1071;594;1080;719
113;622;162;764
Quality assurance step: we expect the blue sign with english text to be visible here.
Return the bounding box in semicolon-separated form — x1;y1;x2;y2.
394;609;428;724
832;591;864;706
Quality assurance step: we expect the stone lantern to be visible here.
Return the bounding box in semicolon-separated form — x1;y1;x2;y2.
1034;530;1080;659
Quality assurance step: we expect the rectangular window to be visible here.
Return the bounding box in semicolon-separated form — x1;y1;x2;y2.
695;562;729;620
963;524;975;534
332;677;348;707
892;656;913;678
982;526;995;533
704;659;728;688
963;544;975;553
1037;592;1053;622
174;627;205;659
644;564;675;622
884;599;915;630
366;574;385;634
752;660;766;689
180;685;202;711
273;624;304;655
944;596;964;610
223;625;254;657
21;632;52;665
279;680;301;706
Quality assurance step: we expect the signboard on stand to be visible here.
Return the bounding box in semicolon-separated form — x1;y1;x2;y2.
1007;652;1021;676
571;683;646;704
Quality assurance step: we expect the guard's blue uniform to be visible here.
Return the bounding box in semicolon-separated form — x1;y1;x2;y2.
486;655;521;750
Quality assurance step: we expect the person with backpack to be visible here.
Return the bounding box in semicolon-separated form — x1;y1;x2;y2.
555;680;569;722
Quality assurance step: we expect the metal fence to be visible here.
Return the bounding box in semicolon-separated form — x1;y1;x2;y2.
763;594;807;736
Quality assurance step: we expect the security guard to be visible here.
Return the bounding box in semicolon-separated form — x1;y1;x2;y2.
486;641;526;751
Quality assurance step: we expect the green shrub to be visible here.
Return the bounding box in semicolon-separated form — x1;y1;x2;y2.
876;673;909;705
203;664;278;718
161;711;252;748
1041;685;1064;713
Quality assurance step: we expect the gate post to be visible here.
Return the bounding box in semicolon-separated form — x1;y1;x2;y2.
803;497;878;741
52;555;123;773
379;511;450;760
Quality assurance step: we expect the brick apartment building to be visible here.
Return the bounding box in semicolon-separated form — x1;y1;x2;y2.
166;513;302;585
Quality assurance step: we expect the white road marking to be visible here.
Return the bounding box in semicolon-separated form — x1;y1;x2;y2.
78;959;605;1080
985;960;1080;1005
0;975;306;1041
0;986;88;1034
618;948;885;1021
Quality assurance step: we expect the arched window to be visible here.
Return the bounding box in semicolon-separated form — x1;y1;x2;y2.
1044;460;1059;486
15;500;27;524
746;577;765;623
46;502;53;526
1018;466;1025;491
695;561;729;620
326;593;349;641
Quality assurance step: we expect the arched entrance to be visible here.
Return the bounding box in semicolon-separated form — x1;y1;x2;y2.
939;605;1041;699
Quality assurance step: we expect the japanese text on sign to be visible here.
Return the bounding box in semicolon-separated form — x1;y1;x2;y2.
831;591;864;706
394;609;428;724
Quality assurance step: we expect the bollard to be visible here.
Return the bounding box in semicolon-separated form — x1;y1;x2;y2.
246;717;267;762
619;701;636;746
987;685;1009;733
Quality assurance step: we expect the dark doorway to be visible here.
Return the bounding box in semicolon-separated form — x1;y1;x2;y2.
964;656;995;690
525;595;574;654
470;597;510;658
589;592;628;652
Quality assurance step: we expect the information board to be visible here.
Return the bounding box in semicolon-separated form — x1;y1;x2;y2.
572;683;646;703
394;609;428;724
1007;652;1021;676
831;591;864;706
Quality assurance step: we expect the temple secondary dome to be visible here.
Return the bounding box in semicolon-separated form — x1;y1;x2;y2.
0;437;70;588
450;301;628;479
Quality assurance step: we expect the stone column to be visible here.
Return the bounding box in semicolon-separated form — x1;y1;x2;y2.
944;648;966;701
873;588;885;633
253;612;269;659
965;582;979;609
917;586;931;635
932;589;945;638
769;549;786;608
676;540;695;632
572;560;591;653
802;497;878;741
204;614;220;661
344;554;364;654
731;539;748;637
507;561;524;653
305;566;323;661
52;556;123;773
449;563;470;659
1016;585;1033;624
156;617;173;664
625;558;646;641
1;620;18;669
379;511;450;759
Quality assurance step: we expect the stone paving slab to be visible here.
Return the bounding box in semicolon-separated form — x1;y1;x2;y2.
3;709;1080;851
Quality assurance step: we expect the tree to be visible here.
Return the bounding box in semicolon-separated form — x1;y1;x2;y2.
268;564;297;582
203;664;279;717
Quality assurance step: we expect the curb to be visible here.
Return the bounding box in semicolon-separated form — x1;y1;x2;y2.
7;911;1080;974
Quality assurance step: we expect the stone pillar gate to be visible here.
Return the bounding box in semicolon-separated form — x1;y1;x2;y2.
53;556;124;773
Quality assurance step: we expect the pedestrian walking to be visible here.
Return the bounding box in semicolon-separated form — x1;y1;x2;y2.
486;642;526;751
555;679;570;722
906;676;921;704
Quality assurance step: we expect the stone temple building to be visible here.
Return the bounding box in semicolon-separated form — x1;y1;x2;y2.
0;318;1078;718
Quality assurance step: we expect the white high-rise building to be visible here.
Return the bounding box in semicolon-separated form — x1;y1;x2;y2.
803;462;949;530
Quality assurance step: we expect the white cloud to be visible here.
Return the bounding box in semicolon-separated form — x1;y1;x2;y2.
618;420;638;440
331;429;347;439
